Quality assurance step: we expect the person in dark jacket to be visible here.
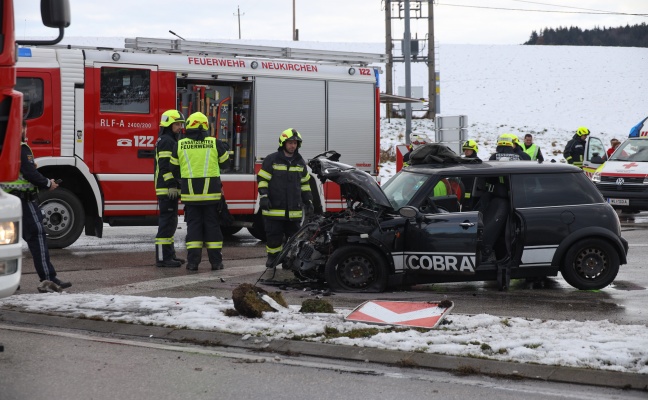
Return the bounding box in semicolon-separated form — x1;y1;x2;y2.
170;112;230;271
489;133;531;161
563;127;590;168
0;121;71;293
257;128;313;268
154;109;185;268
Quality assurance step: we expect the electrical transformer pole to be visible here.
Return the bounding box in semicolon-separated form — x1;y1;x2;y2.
427;0;435;119
403;0;412;138
385;0;393;119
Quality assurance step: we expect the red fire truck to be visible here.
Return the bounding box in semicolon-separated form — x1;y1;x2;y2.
16;37;384;248
0;0;69;299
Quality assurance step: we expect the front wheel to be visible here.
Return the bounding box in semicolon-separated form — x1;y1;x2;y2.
38;188;85;249
561;238;620;290
325;245;388;293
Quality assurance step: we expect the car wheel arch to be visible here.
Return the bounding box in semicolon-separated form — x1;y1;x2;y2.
551;227;627;267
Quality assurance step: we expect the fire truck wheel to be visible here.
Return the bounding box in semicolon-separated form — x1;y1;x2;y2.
221;226;243;236
247;212;266;241
38;188;85;249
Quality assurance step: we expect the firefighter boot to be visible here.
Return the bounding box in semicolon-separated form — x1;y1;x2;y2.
265;253;278;269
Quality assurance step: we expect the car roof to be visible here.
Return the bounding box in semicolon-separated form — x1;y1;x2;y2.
404;161;583;176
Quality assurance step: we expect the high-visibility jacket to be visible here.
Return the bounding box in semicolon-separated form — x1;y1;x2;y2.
257;149;312;220
0;142;50;194
170;130;230;204
154;127;179;198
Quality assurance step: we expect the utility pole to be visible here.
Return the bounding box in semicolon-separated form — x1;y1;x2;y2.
427;0;435;119
385;1;393;119
403;0;412;139
293;0;298;40
234;6;245;40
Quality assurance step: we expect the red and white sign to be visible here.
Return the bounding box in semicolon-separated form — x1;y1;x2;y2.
345;300;453;329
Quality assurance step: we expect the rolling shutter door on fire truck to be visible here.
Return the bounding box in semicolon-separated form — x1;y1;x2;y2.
327;81;375;173
254;78;325;161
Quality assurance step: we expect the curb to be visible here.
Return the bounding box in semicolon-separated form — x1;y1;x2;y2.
1;309;646;391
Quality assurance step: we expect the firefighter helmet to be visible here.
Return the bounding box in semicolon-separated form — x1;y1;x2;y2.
279;128;303;148
410;133;431;149
185;112;209;131
576;126;590;137
497;134;515;147
462;139;478;152
159;109;185;127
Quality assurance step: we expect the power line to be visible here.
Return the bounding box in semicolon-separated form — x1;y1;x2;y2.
438;2;648;17
509;0;618;13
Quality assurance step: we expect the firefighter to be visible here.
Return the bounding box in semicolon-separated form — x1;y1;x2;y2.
563;127;590;168
402;132;431;167
489;133;531;161
170;112;230;271
258;128;313;269
462;140;480;160
520;133;544;162
0;121;71;293
154;109;185;268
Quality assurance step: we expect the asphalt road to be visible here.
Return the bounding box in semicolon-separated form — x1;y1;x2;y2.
12;218;648;326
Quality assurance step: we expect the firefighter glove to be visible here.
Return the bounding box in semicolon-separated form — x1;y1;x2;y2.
305;200;314;217
168;187;180;200
259;196;271;211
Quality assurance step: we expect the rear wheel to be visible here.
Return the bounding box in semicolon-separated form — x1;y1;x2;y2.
38;188;85;249
561;238;620;290
325;245;388;293
221;226;243;236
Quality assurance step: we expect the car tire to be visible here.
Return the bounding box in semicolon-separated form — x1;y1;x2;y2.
38;188;85;249
325;245;388;293
561;238;620;290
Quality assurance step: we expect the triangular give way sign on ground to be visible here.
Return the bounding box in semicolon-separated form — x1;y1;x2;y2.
345;300;454;329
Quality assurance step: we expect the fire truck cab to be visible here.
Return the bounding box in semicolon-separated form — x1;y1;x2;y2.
16;38;384;247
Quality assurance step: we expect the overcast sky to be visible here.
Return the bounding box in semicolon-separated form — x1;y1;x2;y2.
15;0;648;45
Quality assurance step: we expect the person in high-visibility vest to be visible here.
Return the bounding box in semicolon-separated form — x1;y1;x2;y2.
0;121;71;293
154;109;185;268
563;127;590;168
520;133;544;163
170;112;230;271
257;128;314;269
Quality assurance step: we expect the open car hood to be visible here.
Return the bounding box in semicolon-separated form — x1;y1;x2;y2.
308;154;393;210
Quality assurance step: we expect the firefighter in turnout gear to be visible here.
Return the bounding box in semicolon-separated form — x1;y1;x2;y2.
170;112;231;271
0;121;72;293
258;128;313;269
154;110;185;268
563;126;590;168
489;133;531;161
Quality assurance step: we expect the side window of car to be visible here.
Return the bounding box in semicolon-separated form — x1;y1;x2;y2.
420;176;466;213
512;173;603;208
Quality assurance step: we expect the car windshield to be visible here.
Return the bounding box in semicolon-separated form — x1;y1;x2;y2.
609;139;648;162
382;171;431;209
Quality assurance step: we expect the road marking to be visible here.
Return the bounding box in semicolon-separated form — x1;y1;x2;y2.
87;264;267;295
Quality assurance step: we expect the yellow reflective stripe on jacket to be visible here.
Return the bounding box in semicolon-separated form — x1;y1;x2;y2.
158;150;173;158
219;152;229;163
156;188;171;195
300;175;310;183
262;209;285;217
289;166;304;172
258;180;269;188
186;241;203;249
258;169;272;180
273;164;287;171
301;184;311;191
155;237;174;245
163;172;174;181
288;210;303;219
181;192;222;202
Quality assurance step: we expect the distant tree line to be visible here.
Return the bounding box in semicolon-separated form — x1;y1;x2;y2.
524;23;648;47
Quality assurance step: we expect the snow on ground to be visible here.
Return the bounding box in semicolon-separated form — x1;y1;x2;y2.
8;37;648;374
2;293;647;374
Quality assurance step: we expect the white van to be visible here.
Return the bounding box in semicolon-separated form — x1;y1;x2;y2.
0;190;22;298
584;117;648;212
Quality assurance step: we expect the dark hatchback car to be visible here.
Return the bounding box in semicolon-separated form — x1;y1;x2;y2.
275;152;629;292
